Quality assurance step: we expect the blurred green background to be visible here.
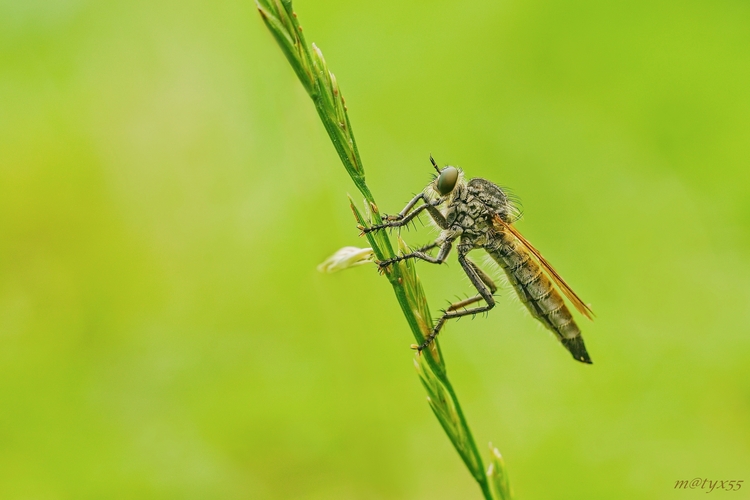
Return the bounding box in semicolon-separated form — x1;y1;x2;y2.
2;0;749;498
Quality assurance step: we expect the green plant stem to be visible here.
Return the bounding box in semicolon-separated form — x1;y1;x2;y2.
256;2;510;498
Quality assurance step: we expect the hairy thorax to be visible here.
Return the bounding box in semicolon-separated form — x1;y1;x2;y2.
442;178;513;248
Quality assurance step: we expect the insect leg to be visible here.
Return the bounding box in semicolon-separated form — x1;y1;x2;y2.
378;239;453;269
363;194;445;233
386;193;430;221
423;203;449;229
445;259;498;310
466;258;498;294
417;251;496;352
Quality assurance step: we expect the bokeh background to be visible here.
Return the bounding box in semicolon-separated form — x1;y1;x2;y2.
2;0;749;498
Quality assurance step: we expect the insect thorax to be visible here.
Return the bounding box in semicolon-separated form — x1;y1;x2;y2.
444;177;513;247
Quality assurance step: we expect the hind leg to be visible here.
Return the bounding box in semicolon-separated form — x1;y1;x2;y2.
416;251;497;351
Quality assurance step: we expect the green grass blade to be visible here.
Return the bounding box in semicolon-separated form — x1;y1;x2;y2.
257;3;508;498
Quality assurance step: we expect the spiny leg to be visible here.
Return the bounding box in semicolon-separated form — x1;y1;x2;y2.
446;295;485;311
363;194;448;234
383;193;431;221
417;253;497;352
446;260;498;310
377;239;453;271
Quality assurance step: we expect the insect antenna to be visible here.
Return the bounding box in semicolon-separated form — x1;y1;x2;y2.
429;154;441;173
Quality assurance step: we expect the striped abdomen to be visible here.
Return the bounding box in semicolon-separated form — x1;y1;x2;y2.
486;231;592;363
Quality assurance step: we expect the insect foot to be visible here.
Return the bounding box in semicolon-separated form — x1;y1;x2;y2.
361;223;387;235
375;258;394;274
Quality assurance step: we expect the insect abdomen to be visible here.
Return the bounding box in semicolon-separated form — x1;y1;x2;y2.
487;234;592;363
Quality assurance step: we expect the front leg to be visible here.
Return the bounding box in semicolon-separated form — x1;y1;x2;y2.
383;192;430;221
362;193;446;234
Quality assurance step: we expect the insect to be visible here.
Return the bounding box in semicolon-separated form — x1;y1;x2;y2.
364;157;594;364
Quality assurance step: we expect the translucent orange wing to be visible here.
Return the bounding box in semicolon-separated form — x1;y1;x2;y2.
493;215;594;320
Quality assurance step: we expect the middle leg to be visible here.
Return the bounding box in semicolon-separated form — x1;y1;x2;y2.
377;239;453;271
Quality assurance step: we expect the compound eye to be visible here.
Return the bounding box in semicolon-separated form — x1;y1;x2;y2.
437;167;458;195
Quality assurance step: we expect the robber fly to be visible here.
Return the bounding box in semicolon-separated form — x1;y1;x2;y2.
364;157;594;364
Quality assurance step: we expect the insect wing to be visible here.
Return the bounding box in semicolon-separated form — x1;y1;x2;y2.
492;215;594;320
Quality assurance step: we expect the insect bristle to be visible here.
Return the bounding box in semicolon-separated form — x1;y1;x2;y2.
501;186;524;222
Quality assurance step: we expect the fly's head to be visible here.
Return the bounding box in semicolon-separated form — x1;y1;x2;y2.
429;156;465;201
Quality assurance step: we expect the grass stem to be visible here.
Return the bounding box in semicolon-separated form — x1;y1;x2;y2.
256;2;511;497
